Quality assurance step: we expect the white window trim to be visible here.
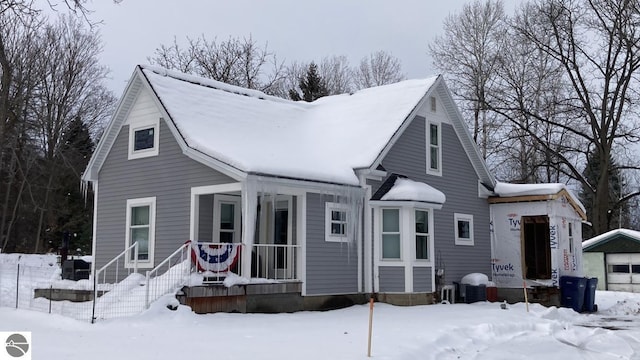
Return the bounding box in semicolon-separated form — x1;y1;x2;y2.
213;194;242;243
325;202;349;243
125;197;156;268
427;121;442;176
454;213;474;246
128;119;160;160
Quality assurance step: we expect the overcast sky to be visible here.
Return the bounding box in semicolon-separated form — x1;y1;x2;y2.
86;0;517;95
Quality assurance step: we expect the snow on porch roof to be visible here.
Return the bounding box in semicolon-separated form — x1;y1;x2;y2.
371;175;446;205
141;65;438;185
491;182;587;219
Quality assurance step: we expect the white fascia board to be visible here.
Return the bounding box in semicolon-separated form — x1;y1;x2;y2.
245;174;364;196
370;86;432;170
436;81;495;188
369;200;443;210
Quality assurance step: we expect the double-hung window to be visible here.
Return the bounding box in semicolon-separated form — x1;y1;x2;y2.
427;122;441;175
126;197;156;267
325;203;349;242
382;209;401;259
214;195;241;243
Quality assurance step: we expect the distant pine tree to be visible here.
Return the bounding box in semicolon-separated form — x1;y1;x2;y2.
580;150;627;239
289;62;329;102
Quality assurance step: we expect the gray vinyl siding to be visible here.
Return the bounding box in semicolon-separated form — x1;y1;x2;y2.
379;266;405;292
413;267;432;292
305;193;358;295
380;115;491;285
96;120;236;271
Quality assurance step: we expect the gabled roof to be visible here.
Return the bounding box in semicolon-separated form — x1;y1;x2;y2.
84;65;495;187
488;182;587;220
582;229;640;252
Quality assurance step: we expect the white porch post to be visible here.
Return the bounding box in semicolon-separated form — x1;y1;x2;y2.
241;181;257;278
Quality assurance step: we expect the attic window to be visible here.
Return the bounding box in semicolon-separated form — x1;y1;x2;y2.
430;96;436;112
128;120;160;160
134;128;154;151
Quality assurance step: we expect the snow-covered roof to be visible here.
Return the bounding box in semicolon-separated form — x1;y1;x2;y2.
380;177;446;204
493;182;566;197
140;65;437;185
492;182;586;219
582;228;640;250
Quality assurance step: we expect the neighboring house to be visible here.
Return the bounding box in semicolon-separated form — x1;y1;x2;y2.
82;65;582;311
582;229;640;292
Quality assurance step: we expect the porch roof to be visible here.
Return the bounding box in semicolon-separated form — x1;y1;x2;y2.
371;174;446;205
141;65;437;186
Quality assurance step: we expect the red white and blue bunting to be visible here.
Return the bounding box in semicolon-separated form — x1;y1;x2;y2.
188;241;242;273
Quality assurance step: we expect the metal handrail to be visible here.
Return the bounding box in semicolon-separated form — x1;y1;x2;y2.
144;242;192;309
92;242;138;323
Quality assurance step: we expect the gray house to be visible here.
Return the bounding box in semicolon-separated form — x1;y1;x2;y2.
82;65;496;310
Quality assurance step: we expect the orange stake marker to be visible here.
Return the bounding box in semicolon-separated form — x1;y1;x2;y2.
367;297;374;357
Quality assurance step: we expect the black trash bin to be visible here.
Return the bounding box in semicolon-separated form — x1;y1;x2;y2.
465;284;487;303
62;259;91;280
583;277;598;312
560;276;587;312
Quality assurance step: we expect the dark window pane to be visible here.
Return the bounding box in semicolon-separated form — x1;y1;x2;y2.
134;127;155;151
331;223;345;235
458;220;470;239
219;231;233;243
632;265;640;274
220;203;234;230
610;264;629;273
416;235;428;259
430;124;438;145
131;206;149;226
415;210;428;233
430;147;439;170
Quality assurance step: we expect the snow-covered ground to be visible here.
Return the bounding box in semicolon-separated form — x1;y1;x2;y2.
2;254;640;359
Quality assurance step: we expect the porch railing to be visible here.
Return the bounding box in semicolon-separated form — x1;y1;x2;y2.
144;242;191;309
251;244;300;281
192;242;300;281
91;242;140;322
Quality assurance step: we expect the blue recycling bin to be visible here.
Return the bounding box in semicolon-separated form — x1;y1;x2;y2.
560;276;587;312
583;277;598;312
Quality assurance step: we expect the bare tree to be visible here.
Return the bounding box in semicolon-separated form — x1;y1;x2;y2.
29;15;114;252
353;50;404;89
319;55;353;95
149;35;285;95
429;0;506;158
499;0;640;236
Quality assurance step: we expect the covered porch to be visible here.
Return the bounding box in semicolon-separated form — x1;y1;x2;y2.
188;181;305;283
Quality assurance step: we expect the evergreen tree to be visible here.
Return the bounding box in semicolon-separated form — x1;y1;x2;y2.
289;62;329;102
580;150;627;239
47;117;95;254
